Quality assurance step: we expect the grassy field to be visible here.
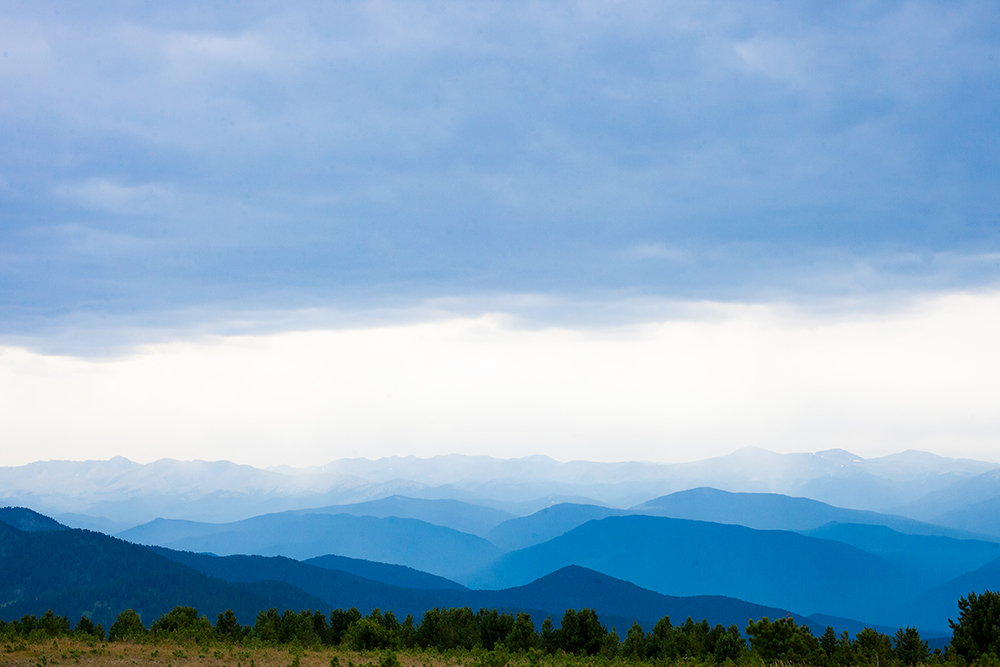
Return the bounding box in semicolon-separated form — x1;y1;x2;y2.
0;639;559;667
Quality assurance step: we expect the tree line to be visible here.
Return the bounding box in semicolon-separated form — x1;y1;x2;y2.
3;591;1000;666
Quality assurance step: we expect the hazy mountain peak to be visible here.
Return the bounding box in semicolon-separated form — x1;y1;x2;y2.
4;448;998;527
870;450;998;476
815;449;865;463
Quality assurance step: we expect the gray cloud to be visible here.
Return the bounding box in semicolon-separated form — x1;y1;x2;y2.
1;0;998;348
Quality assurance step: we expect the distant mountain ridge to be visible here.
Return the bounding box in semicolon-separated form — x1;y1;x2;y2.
119;513;502;578
894;469;1000;519
303;554;467;590
488;504;627;552
634;487;985;539
487;488;989;554
4;448;997;528
110;487;994;633
802;523;1000;588
932;497;1000;539
288;496;515;537
909;556;1000;630
467;515;913;627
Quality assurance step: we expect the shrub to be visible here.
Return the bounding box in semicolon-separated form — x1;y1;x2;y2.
108;609;147;642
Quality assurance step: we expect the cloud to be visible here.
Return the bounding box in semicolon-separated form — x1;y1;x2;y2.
1;290;998;467
55;178;173;214
162;31;277;67
0;0;996;342
630;243;691;262
732;37;805;84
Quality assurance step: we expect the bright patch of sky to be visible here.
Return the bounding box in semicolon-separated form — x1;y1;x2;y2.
1;290;998;467
0;1;998;465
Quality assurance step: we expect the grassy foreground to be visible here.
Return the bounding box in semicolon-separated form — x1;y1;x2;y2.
6;639;408;667
0;637;762;667
3;639;600;667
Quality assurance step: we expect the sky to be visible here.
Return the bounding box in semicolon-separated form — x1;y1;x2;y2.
0;1;998;467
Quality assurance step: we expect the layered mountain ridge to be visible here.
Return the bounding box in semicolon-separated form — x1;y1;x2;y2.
3;448;998;639
4;448;998;531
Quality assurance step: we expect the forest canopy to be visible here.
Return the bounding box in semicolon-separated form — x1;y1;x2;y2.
6;593;1000;667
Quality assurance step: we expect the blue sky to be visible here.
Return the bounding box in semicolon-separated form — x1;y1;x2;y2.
1;1;998;466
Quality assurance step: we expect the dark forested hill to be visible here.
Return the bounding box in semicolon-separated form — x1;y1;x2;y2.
454;565;827;635
0;521;327;627
0;506;68;532
149;548;449;618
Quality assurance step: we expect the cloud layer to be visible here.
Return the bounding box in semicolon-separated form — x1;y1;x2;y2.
1;1;998;345
2;290;997;467
1;3;998;463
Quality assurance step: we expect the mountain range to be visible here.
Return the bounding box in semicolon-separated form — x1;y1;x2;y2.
4;448;999;639
4;448;998;531
0;509;826;637
120;513;502;578
100;482;999;634
469;515;909;625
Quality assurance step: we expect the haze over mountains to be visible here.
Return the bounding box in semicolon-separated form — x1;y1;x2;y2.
2;448;999;640
3;448;998;532
121;513;502;578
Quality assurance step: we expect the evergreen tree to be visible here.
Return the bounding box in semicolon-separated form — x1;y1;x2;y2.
621;622;648;660
108;609;147;642
253;608;283;644
38;610;71;637
745;616;824;665
150;605;213;642
398;614;417;649
644;615;672;660
506;612;538;653
344;615;394;651
557;608;607;656
821;626;840;657
602;626;621;658
836;630;856;666
329;608;362;646
713;624;747;664
540;617;557;654
216;609;245;642
854;627;893;667
476;608;515;651
951;591;1000;663
893;627;929;666
74;615;105;641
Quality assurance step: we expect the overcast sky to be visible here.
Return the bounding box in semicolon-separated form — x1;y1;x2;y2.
1;1;998;467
